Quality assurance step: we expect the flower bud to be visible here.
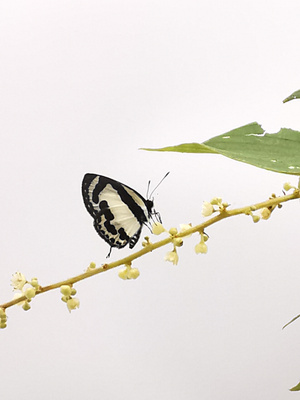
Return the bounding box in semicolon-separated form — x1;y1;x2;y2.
22;301;31;311
169;227;178;236
25;287;36;300
173;237;183;247
30;278;39;288
261;208;271;220
60;285;72;296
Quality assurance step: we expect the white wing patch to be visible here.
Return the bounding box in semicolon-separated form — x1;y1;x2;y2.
99;184;141;238
82;174;154;255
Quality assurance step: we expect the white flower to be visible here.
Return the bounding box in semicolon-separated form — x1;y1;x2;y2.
127;268;140;280
201;201;214;217
67;298;80;312
118;265;140;280
152;222;166;235
195;242;208;254
164;249;179;265
11;272;26;290
118;268;129;280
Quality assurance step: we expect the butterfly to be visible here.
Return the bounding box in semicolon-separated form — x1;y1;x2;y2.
82;173;162;256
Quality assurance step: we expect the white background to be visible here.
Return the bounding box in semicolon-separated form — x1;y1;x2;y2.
0;1;300;399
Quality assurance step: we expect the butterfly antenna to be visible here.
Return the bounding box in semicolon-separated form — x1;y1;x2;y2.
146;179;151;200
149;172;170;199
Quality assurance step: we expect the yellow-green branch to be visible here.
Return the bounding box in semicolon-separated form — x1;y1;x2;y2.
1;189;299;312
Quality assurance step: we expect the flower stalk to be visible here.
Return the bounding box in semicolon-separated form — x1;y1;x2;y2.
0;187;299;323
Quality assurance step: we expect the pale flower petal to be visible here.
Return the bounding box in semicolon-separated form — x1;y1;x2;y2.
127;268;140;279
201;202;214;217
195;242;208;254
152;222;166;235
67;298;80;312
164;250;179;265
11;272;26;290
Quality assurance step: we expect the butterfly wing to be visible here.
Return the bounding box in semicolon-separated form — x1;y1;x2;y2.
82;174;153;249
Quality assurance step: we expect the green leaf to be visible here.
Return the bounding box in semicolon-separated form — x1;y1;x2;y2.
290;382;300;391
142;142;218;154
142;122;300;175
283;89;300;103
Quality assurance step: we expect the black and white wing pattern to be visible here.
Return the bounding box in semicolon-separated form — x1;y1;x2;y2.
82;174;154;252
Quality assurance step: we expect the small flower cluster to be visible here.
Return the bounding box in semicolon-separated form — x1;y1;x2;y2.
164;225;186;265
0;308;7;329
152;223;191;266
11;272;40;312
60;285;80;312
154;221;211;264
202;198;229;217
118;263;140;280
249;192;284;222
